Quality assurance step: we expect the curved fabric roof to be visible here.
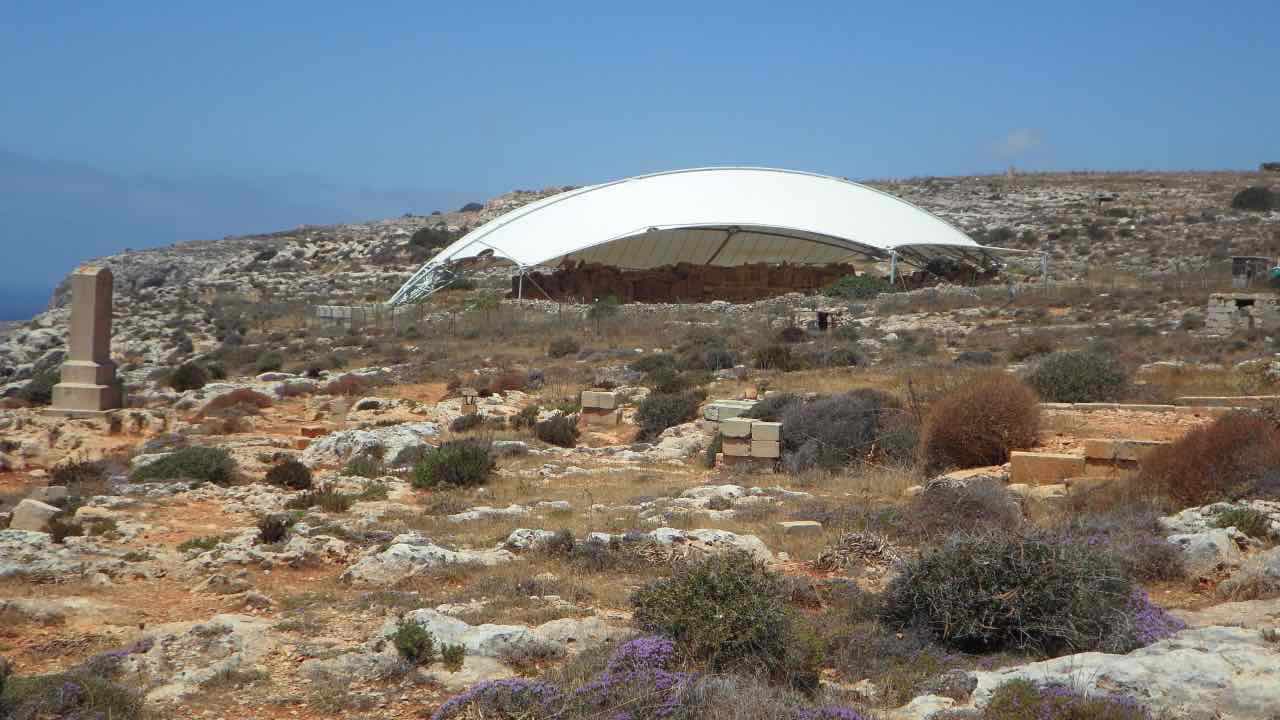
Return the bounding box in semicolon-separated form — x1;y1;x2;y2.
390;167;1003;304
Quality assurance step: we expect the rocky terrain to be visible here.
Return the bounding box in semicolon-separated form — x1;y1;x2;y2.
1;170;1279;719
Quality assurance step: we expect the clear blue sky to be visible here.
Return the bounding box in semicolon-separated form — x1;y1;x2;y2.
2;1;1277;316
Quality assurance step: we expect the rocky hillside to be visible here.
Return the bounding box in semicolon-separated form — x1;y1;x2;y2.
2;171;1276;398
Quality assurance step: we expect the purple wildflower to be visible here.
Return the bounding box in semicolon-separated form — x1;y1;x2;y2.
430;677;562;720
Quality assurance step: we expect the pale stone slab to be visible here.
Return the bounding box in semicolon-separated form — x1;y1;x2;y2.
750;440;781;459
1009;451;1085;485
722;437;751;457
777;520;822;536
751;421;781;441
719;418;753;438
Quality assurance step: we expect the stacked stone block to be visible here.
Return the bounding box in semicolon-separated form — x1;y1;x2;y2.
580;390;621;426
719;417;782;465
1205;293;1280;334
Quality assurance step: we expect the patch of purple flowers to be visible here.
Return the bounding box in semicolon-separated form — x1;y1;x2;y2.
1124;589;1186;649
430;677;563;720
569;636;695;720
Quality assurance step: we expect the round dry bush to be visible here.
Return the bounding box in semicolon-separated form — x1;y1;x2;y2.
921;372;1040;472
1139;411;1280;507
547;336;580;359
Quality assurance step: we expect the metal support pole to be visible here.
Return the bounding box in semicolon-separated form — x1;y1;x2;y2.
517;269;524;301
889;251;898;284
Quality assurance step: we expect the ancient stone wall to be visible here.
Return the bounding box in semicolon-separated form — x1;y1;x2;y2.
511;262;861;303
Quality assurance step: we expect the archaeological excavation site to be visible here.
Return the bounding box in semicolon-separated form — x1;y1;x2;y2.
3;167;1280;720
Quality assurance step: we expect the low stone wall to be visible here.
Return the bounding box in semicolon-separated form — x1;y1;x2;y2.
512;262;861;303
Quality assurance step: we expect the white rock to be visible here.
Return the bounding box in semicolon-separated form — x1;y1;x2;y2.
9;498;60;533
968;626;1280;720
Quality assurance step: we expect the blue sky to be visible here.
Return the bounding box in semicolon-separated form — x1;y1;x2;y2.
2;1;1277;317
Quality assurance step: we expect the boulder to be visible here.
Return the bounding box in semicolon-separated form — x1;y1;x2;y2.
340;533;513;585
301;422;440;467
967;626;1280;720
1167;528;1245;575
9;498;61;532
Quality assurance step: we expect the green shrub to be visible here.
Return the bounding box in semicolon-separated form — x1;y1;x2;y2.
168;361;210;392
178;535;229;553
981;680;1151;720
1007;333;1055;361
1231;185;1279;211
450;413;484;433
752;344;799;371
776;326;807;343
265;459;312;490
903;479;1023;540
921;372;1040;472
284;484;355;513
778;389;915;470
440;643;466;672
1026;350;1128;402
342;454;385;478
631;551;790;674
0;668;147;720
824;274;892;300
255;351;284;373
1139;411;1280;507
257;514;291;544
131;446;236;485
635;392;701;441
16;369;59;405
883;531;1180;654
743;393;800;422
392;619;435;665
548;336;580;359
1212;507;1274;539
512;404;540;430
535;414;579;448
412;440;494;488
630;353;677;376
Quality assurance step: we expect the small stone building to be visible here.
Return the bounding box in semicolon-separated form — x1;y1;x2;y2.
1231;256;1274;289
1206;292;1280;333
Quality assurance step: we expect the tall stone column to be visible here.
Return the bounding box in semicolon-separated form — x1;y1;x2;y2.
50;266;122;414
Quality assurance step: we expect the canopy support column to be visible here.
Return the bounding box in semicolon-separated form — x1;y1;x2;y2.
889;251;898;284
517;268;525;301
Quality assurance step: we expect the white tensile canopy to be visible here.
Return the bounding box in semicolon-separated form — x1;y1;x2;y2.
389;167;1023;304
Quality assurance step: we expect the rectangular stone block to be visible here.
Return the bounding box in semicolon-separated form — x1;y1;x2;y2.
751;421;781;441
720;418;753;438
777;520;822;536
1010;452;1086;485
1083;438;1170;463
300;425;327;438
702;400;758;422
580;407;621;426
750;440;781;459
722;437;751;457
581;390;618;410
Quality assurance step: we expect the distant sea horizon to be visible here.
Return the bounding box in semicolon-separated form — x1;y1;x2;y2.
0;286;52;322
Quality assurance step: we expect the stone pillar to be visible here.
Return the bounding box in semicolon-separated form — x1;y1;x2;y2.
50;266;122;415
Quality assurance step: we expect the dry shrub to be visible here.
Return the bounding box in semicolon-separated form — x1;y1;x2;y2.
320;374;365;396
488;370;528;394
1139;411;1280;507
920;372;1040;472
904;479;1023;540
197;388;272;417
